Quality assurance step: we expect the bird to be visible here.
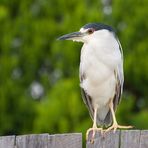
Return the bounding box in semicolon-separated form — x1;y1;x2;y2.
57;23;132;142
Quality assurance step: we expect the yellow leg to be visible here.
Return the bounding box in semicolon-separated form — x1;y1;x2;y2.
86;107;103;143
104;101;133;133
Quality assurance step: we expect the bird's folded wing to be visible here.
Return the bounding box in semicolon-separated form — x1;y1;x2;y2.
80;74;94;120
104;59;124;125
113;71;122;111
113;42;124;110
81;88;94;119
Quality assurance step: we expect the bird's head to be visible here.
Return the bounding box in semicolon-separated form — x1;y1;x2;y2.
57;23;115;43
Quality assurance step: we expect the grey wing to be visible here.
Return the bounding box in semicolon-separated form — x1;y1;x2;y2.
113;39;124;110
80;72;94;120
104;40;124;126
104;66;124;126
113;64;124;111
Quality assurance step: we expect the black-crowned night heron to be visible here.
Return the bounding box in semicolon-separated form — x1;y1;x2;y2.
58;23;132;142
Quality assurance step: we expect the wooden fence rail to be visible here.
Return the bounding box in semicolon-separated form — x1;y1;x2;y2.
87;130;148;148
0;133;82;148
0;130;148;148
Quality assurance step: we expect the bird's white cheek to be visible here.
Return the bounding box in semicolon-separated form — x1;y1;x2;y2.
81;35;92;43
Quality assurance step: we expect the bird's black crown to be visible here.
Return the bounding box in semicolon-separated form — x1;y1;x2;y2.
82;23;114;32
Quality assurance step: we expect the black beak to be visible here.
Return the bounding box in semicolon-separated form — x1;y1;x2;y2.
57;31;84;40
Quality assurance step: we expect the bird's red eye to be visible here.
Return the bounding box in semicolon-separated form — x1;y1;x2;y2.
88;28;95;34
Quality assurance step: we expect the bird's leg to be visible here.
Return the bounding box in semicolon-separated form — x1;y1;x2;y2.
86;107;103;143
104;100;133;133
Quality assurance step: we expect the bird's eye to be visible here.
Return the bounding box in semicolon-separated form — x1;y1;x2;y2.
87;28;95;34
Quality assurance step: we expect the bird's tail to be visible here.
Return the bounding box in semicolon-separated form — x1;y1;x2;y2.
103;110;112;126
96;107;112;127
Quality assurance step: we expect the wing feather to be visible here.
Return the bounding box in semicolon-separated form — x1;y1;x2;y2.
113;39;124;110
80;73;94;120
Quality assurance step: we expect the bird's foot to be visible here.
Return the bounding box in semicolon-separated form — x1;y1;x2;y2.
86;127;103;143
104;123;133;133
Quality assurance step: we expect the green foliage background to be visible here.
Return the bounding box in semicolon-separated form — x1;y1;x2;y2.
0;0;148;136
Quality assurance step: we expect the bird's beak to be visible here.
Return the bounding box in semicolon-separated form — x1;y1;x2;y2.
57;31;85;41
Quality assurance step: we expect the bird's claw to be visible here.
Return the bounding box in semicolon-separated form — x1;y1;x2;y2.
86;124;133;144
86;127;103;143
104;123;133;134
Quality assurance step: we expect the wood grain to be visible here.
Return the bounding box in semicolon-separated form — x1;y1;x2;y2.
1;131;148;148
86;130;148;148
86;130;120;148
0;133;82;148
0;136;15;148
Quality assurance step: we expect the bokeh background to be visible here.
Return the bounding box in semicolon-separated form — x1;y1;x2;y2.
0;0;148;137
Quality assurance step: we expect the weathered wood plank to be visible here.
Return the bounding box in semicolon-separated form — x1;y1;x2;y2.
1;131;148;148
120;130;141;148
0;136;15;148
52;133;82;148
86;130;148;148
16;134;49;148
140;130;148;148
86;130;120;148
16;133;82;148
